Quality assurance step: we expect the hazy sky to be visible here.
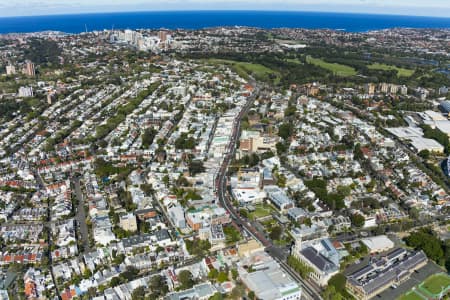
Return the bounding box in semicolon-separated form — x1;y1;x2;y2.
0;0;449;18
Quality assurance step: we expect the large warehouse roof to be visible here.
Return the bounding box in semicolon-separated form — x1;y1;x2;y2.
361;235;394;252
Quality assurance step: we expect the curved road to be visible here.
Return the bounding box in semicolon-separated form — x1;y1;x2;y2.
215;84;322;300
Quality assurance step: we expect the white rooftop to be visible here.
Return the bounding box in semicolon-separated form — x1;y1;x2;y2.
361;235;394;252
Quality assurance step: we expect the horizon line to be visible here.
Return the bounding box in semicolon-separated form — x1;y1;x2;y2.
1;9;450;20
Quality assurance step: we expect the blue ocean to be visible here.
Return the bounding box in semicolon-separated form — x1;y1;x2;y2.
0;11;449;34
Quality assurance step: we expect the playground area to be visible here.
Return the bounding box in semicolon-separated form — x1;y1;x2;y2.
398;273;450;300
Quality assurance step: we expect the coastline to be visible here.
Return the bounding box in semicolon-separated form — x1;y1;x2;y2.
0;10;449;34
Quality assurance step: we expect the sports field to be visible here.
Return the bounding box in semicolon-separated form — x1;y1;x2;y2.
420;273;450;296
306;56;357;76
398;290;425;300
203;58;280;83
398;273;450;300
367;63;414;77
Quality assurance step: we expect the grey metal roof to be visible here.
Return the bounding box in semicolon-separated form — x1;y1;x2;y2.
154;229;171;241
300;247;338;273
440;101;450;113
347;250;427;295
386;248;406;260
122;234;152;248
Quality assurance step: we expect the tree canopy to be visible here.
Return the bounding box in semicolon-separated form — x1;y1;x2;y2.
269;226;283;241
305;179;346;210
185;238;211;257
350;213;365;228
178;270;195;289
278;122;295;140
141;127;158;148
175;132;196;149
404;228;445;264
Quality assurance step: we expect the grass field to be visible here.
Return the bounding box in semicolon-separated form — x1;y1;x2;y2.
249;203;273;220
203;58;280;83
274;238;290;247
306;56;357;76
397;291;424;300
367;63;415;77
398;273;450;300
421;273;450;295
286;58;303;64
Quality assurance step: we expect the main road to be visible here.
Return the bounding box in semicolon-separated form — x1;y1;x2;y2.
215;83;322;300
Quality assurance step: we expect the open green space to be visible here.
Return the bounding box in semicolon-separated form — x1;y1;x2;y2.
286;58;303;64
398;273;450;300
397;290;425;300
306;56;357;77
249;203;274;220
274;238;290;247
420;273;450;296
261;218;277;228
203;58;280;83
367;63;414;77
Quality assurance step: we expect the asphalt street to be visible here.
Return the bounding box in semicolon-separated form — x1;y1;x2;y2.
73;177;91;253
215;84;322;300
